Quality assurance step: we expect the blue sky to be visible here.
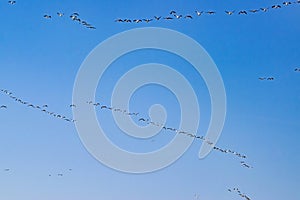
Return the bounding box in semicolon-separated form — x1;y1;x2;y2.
0;0;300;199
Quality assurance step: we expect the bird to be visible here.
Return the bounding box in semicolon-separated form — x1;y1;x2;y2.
283;1;292;5
225;10;235;15
170;10;176;15
0;105;7;109
272;5;282;9
143;19;153;23
206;11;216;15
115;18;124;22
44;14;51;19
123;19;131;23
259;77;266;80
8;1;16;5
57;12;64;17
184;15;193;19
57;173;63;176
100;105;107;109
174;14;182;19
267;77;275;80
154;16;161;20
133;19;142;23
139;118;147;122
260;7;269;12
249;9;259;13
195;10;203;16
4;169;10;171
42;105;48;108
70;104;76;108
164;17;173;20
294;68;300;72
238;10;248;15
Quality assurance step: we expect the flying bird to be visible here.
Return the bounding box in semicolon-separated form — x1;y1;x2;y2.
272;5;282;9
260;7;269;12
57;12;64;17
184;15;193;19
195;11;203;16
8;1;16;5
170;10;176;15
0;105;7;109
249;9;259;13
154;16;162;20
283;1;292;5
206;11;216;15
238;10;248;15
44;14;52;19
225;10;235;15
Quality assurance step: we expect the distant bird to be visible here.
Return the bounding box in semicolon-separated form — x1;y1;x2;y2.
72;12;79;16
123;19;131;23
115;18;124;22
174;14;182;19
8;1;16;5
294;68;300;72
133;19;142;23
267;77;275;80
0;105;7;109
44;14;52;19
195;11;203;16
154;16;162;20
87;26;96;29
58;173;63;176
225;10;235;15
70;104;76;108
272;5;282;9
259;77;266;80
238;10;248;15
170;10;176;15
283;1;292;5
249;9;259;13
206;11;216;15
139;118;147;122
42;105;48;108
57;12;64;17
260;7;269;12
164;17;173;20
184;15;193;19
4;169;10;171
100;105;107;109
143;19;153;23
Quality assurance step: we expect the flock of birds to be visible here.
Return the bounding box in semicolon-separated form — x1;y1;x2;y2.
43;12;96;30
115;1;300;23
1;88;250;165
3;1;300;199
228;188;251;200
7;1;96;29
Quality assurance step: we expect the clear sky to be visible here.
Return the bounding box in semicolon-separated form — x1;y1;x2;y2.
0;0;300;199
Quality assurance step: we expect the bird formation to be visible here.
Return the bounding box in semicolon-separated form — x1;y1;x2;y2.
69;12;96;29
228;188;251;200
0;89;75;123
115;1;300;23
258;77;275;81
42;12;96;29
48;168;73;177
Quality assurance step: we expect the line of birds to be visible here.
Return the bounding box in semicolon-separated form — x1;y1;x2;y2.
0;89;75;123
115;1;300;23
258;67;299;81
92;101;250;164
7;0;96;29
2;168;73;178
1;88;250;167
43;12;96;29
228;188;251;200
